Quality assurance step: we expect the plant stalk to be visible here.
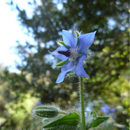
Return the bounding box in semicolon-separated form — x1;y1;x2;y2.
79;77;86;130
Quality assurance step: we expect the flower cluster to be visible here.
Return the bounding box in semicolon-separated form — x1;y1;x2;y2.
49;30;96;83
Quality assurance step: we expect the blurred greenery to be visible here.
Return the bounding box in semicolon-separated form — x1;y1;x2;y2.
0;0;129;129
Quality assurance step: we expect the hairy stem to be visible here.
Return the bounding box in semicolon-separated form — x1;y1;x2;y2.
79;77;86;130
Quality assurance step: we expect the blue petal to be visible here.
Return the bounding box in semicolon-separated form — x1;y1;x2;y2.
77;31;96;54
101;107;108;113
49;46;68;61
61;61;75;71
56;71;68;83
74;55;89;77
110;108;116;113
62;30;77;48
104;104;110;110
56;61;75;83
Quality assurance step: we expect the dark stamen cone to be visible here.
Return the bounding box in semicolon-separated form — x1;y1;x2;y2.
58;50;71;57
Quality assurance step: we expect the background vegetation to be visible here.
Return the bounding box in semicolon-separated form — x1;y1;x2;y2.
0;0;129;129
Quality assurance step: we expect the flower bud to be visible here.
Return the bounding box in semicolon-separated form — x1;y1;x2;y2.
33;105;59;118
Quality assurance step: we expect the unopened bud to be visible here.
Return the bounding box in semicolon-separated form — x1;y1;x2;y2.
33;105;59;118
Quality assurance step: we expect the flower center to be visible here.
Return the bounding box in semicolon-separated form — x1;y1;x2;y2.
69;48;80;61
58;47;81;61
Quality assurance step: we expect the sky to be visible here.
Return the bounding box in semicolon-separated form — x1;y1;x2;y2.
0;0;62;73
0;0;36;72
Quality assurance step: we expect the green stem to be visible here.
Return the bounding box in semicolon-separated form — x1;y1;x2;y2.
79;77;86;130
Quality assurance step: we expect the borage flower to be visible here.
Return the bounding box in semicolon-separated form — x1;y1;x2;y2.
49;30;96;83
101;104;115;116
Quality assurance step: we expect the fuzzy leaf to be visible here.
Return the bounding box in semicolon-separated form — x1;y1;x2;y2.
42;112;80;128
90;116;109;128
86;111;97;128
44;125;78;130
86;111;109;129
56;61;68;66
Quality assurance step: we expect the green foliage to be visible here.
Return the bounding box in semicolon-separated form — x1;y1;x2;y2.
33;105;109;130
0;67;38;129
86;111;109;129
42;112;80;129
91;117;109;128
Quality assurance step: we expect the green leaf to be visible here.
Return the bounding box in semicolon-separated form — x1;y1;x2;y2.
42;112;80;128
44;125;78;130
86;111;109;129
90;116;109;128
56;61;68;66
58;41;69;47
86;111;97;128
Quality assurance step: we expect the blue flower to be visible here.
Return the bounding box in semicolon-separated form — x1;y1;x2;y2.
101;104;115;116
49;30;96;83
